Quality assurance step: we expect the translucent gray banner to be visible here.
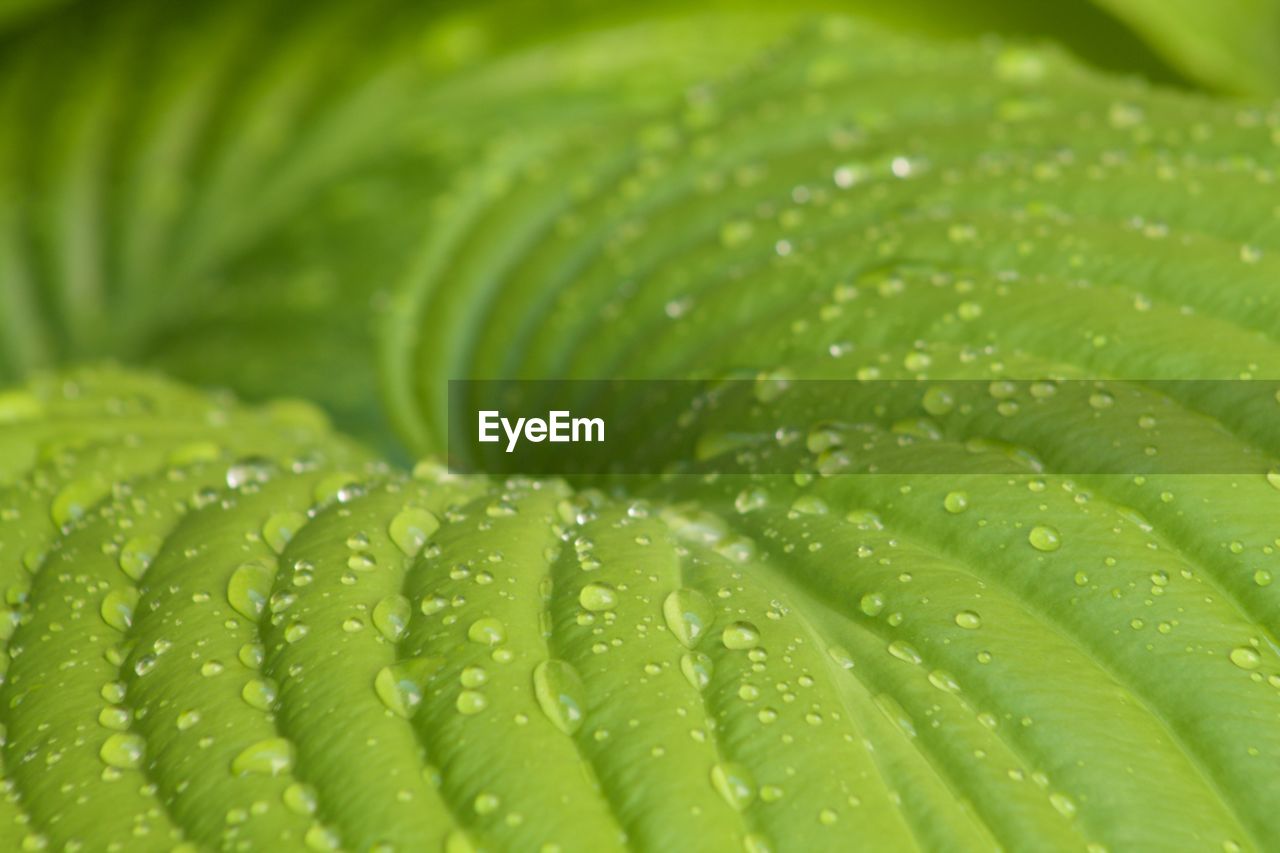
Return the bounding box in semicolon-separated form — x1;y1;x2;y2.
447;379;1280;476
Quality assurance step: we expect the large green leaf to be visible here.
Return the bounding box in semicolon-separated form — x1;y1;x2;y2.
2;4;1280;852
0;0;1198;450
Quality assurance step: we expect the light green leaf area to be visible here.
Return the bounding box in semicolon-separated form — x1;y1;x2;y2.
377;15;1280;853
4;366;1280;851
1091;0;1280;94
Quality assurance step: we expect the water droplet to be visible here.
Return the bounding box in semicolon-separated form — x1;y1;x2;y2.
710;762;756;811
100;589;138;632
389;507;440;557
922;387;955;415
943;491;969;514
473;792;501;816
375;657;442;718
859;592;885;616
118;535;162;581
51;479;104;527
533;659;587;735
722;622;761;650
231;738;295;776
954;610;982;630
99;732;145;769
98;705;131;731
373;595;412;642
239;643;265;668
467;617;506;646
460;665;487;688
681;651;714;690
226;457;275;489
887;640;922;665
303;824;340;851
262;511;307;555
578;582;618;612
227;561;275;620
456;690;487;715
284;782;318;815
1230;646;1262;670
176;710;201;731
662;588;713;649
1028;525;1062;552
241;678;279;711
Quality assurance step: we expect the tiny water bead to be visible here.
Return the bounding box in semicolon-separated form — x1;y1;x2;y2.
943;491;970;514
954;610;982;630
533;659;587;735
722;622;761;650
456;690;488;715
1028;525;1062;552
99;733;145;770
232;738;296;776
99;589;138;632
241;678;279;711
681;652;714;691
389;506;441;557
118;534;162;581
578;582;619;612
710;762;756;811
1230;646;1262;671
373;594;412;642
467;617;507;646
227;560;275;620
375;658;443;718
662;588;714;649
859;592;885;617
262;511;307;554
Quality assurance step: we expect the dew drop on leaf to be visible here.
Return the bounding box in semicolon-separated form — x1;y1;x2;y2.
722;621;761;650
943;491;970;514
710;762;756;811
262;511;307;555
373;594;412;642
389;507;440;557
1028;525;1062;552
1230;646;1262;670
227;560;275;620
375;658;442;719
241;678;279;711
662;587;713;649
578;582;618;612
681;651;714;691
231;738;295;776
118;534;162;581
99;589;138;632
456;690;487;715
467;617;506;646
533;659;587;735
99;732;145;770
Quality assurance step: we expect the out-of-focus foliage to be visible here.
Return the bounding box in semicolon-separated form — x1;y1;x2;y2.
1093;0;1280;94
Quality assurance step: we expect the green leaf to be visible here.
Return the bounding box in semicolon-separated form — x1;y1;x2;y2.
5;355;1280;852
1090;0;1280;94
3;5;1280;852
0;0;1196;449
